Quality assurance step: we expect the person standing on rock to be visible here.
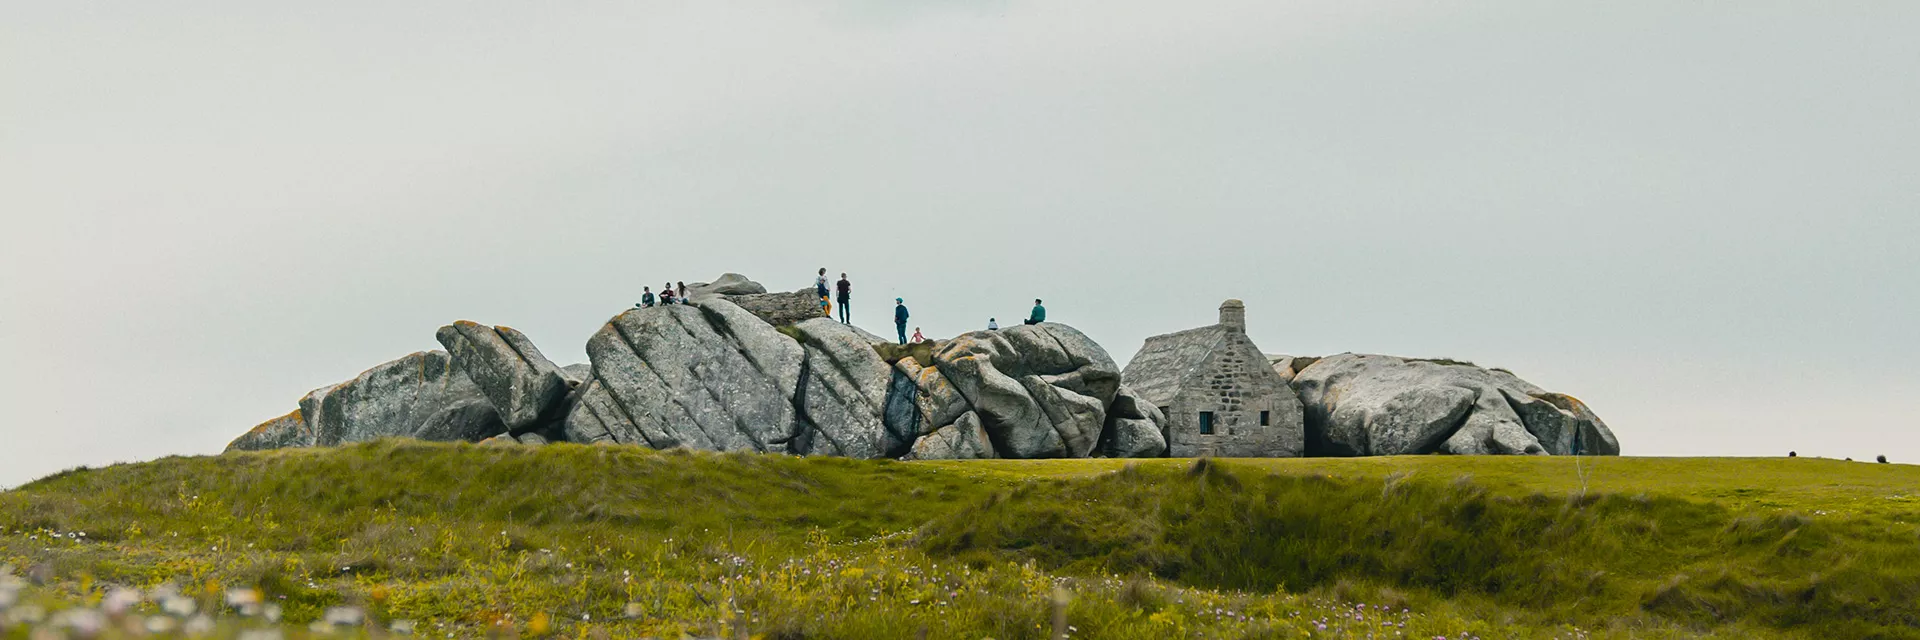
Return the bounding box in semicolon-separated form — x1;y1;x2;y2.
816;268;830;299
836;273;852;325
1025;299;1046;325
894;298;910;345
639;287;655;308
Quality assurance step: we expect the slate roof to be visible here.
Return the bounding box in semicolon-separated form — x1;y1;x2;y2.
1121;324;1230;408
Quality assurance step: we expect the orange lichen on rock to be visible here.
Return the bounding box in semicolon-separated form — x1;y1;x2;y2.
246;409;303;435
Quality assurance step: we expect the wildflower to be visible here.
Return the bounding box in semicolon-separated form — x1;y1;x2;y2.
184;613;216;636
324;606;366;627
527;612;552;636
225;588;262;609
103;587;144;615
145;615;178;634
161;595;198;618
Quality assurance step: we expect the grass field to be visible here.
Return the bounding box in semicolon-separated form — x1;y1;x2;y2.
2;441;1917;638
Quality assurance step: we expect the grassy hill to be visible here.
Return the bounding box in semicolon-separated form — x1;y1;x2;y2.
3;442;1918;639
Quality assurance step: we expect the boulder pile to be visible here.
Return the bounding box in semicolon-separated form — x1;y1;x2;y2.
1284;354;1621;456
229;274;1168;460
229;273;1618;458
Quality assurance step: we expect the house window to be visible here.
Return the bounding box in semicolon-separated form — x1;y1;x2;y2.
1199;411;1215;435
1260;411;1271;426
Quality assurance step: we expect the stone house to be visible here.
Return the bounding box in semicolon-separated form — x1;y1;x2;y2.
1120;300;1304;457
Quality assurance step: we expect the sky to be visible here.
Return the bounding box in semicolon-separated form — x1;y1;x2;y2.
2;1;1916;488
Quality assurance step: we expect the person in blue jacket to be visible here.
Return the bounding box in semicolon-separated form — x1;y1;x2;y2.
893;298;910;345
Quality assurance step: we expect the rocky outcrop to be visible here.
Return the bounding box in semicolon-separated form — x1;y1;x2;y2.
1099;386;1169;458
314;351;502;446
930;324;1122;459
688;273;768;298
227;351;505;452
787;318;897;458
563;300;804;450
1291;354;1619;456
906;413;996;460
229;273;1618;460
435;321;569;432
227;409;311;451
723;288;826;327
1534;392;1622;456
410;399;508;443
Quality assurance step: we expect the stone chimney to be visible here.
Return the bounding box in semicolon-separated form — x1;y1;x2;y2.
1219;299;1245;331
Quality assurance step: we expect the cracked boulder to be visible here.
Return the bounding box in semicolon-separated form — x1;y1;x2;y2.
1291;353;1619;456
563;299;805;451
1099;386;1169;458
906;412;996;460
228;351;505;452
436;321;570;432
886;357;970;447
310;351;503;446
931;324;1122;459
786;318;897;458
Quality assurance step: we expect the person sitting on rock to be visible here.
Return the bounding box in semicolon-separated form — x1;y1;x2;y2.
988;318;999;330
639;287;655;308
659;284;677;306
836;273;852;325
911;327;926;343
677;281;688;300
894;298;910;345
1024;299;1046;325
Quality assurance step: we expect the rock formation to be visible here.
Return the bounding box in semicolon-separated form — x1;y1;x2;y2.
723;288;828;327
228;351;504;452
228;273;1618;459
556;293;1136;460
687;273;768;298
435;321;570;432
1099;387;1170;458
1286;353;1620;456
563;300;804;451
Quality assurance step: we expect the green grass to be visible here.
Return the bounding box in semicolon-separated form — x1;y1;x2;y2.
3;442;1918;638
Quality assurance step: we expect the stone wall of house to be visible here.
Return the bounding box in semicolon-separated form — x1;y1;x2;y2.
1162;331;1304;457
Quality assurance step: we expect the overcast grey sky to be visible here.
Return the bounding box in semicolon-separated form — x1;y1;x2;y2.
3;1;1915;487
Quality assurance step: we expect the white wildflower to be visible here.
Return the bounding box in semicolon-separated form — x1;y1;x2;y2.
184;613;217;637
324;606;366;627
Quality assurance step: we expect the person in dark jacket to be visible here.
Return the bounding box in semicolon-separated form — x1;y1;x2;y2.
660;282;677;305
835;273;852;324
893;298;910;345
1025;299;1046;325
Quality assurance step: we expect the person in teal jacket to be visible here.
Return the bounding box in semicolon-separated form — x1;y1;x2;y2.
1025;299;1046;325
